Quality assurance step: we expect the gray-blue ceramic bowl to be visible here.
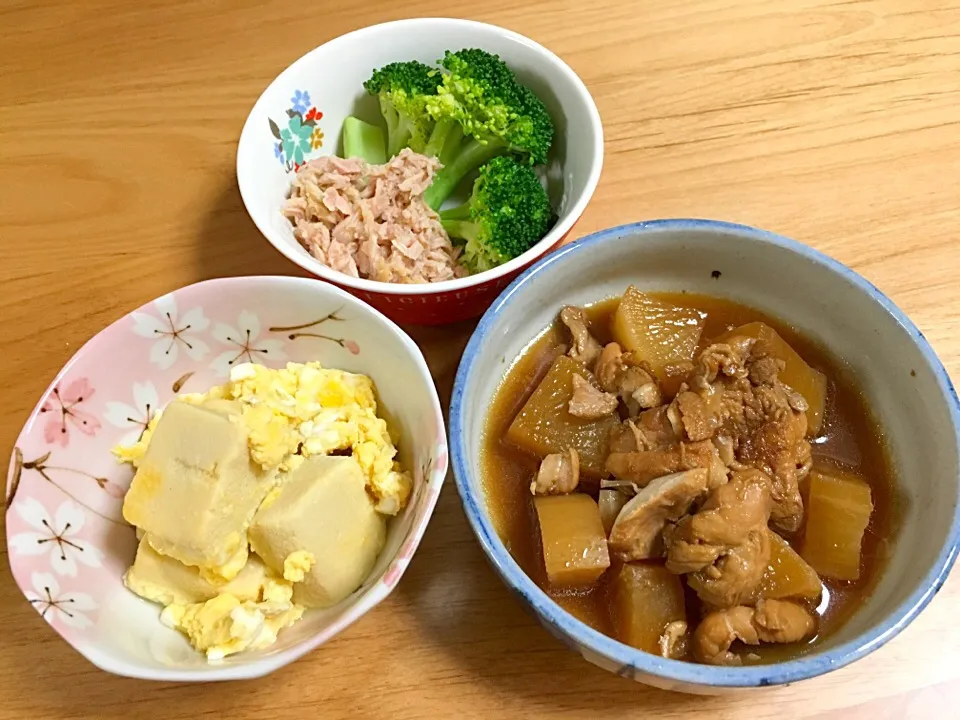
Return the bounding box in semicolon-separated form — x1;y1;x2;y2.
450;219;960;694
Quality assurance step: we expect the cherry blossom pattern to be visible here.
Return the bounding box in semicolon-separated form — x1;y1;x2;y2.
39;377;101;448
420;453;433;487
382;557;407;588
381;449;445;588
434;446;448;478
269;308;360;355
131;293;210;370
9;448;126;521
211;310;286;376
172;371;195;393
9;497;104;576
25;572;97;630
104;381;159;448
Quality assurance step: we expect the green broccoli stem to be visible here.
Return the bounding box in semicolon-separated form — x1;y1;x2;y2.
439;218;478;241
439;203;472;221
423;137;506;210
387;119;412;157
390;112;429;157
407;129;427;154
342;116;387;164
379;98;403;157
442;219;494;273
423;118;456;159
438;125;465;166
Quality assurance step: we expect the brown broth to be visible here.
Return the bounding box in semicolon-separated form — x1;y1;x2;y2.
480;293;899;664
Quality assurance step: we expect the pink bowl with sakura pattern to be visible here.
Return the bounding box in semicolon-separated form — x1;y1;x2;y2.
5;275;447;681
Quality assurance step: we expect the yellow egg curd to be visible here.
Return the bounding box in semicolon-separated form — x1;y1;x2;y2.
115;361;410;661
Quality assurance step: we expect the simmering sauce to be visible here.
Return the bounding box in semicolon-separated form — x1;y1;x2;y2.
481;293;898;664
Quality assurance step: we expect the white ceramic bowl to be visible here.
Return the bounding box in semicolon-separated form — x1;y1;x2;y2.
6;276;448;681
237;18;603;325
450;219;960;693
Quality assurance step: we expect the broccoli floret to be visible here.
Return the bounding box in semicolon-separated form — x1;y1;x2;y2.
440;156;553;273
363;61;440;157
422;49;555;209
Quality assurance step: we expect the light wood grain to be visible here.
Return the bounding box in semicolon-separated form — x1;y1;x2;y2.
2;0;959;717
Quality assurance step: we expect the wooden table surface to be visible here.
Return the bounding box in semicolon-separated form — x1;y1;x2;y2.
2;1;959;717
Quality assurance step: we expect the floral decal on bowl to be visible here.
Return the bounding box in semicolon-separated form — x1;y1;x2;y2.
25;572;98;630
9;448;127;519
269;308;360;355
104;381;159;448
132;294;210;370
211;310;288;377
39;378;101;447
10;497;105;576
269;90;324;172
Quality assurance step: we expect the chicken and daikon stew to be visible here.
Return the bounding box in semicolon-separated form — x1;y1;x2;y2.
482;286;895;666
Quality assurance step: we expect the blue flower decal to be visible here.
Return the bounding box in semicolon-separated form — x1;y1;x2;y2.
290;90;311;114
268;90;321;170
280;115;313;165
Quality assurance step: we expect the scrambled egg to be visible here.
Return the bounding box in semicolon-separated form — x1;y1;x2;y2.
197;542;250;585
160;578;303;661
116;361;412;514
282;551;315;583
114;361;412;661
